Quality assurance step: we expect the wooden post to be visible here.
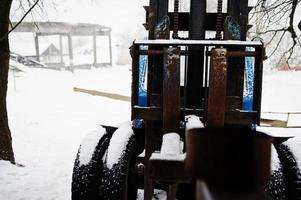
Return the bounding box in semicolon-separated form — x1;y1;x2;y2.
93;32;97;66
68;34;73;71
59;35;63;64
34;33;40;62
108;32;112;66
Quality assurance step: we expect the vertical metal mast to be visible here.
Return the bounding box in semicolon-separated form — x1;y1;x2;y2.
172;0;179;39
216;0;223;40
186;0;206;109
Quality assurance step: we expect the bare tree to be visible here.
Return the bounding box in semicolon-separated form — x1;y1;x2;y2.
0;0;40;163
0;0;15;163
250;0;301;67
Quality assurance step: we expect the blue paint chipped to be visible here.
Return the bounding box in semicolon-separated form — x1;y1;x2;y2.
225;16;241;40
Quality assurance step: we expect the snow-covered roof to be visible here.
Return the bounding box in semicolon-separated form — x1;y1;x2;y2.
10;33;60;57
41;43;61;56
10;22;111;35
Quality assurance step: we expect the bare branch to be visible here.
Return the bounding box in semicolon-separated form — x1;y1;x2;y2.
268;30;287;57
251;0;301;65
0;0;40;42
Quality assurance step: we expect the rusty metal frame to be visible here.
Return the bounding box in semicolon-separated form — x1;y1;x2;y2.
130;0;268;199
134;39;262;46
131;39;265;200
163;47;181;133
131;39;264;124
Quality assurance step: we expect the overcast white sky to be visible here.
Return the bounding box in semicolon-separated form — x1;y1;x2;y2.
9;0;301;65
11;0;148;43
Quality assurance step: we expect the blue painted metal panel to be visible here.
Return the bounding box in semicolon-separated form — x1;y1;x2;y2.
138;45;148;106
243;47;254;111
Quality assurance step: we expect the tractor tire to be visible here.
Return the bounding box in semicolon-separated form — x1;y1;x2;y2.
100;123;138;200
71;126;112;200
266;142;301;200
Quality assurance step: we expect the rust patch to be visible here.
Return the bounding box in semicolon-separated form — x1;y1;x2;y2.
166;48;180;76
163;47;181;133
207;48;227;127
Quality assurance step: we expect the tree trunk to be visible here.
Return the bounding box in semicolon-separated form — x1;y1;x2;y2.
0;0;15;163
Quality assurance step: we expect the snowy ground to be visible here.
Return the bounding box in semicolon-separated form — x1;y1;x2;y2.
1;66;131;200
0;66;301;199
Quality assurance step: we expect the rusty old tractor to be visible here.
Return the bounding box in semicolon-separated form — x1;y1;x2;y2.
71;0;301;199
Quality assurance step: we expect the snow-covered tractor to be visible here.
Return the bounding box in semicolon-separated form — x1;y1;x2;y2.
71;0;301;199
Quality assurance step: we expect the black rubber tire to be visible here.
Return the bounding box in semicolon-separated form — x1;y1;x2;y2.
100;132;138;200
72;124;140;200
265;143;301;200
71;128;112;200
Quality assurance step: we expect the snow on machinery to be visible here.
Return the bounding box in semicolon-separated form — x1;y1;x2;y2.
71;0;301;199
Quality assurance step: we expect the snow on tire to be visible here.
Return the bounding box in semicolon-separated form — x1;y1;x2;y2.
72;126;111;200
265;142;301;200
100;122;138;200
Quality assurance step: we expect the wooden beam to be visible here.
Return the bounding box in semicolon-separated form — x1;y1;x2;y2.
10;22;111;35
73;87;131;102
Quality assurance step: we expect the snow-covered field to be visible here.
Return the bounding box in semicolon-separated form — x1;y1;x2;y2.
0;65;301;199
1;66;131;200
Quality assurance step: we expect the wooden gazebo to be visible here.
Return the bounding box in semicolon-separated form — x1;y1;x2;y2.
10;22;112;69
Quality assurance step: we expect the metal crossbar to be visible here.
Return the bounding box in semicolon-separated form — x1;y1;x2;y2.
134;39;263;46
